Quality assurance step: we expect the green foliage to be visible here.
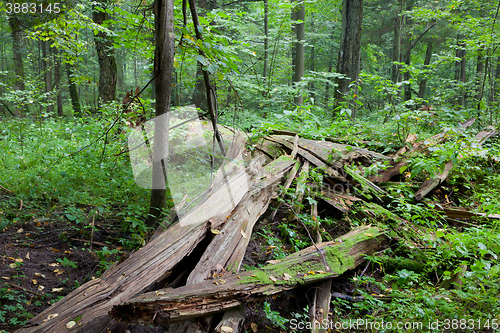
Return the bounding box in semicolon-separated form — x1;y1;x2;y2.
263;301;289;330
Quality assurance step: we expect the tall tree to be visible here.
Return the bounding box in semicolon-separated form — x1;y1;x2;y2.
148;0;175;225
66;64;82;116
53;47;63;116
291;0;305;105
454;36;466;107
41;41;54;114
8;16;25;116
417;41;433;99
92;0;117;105
334;0;363;118
192;0;212;111
392;0;404;84
263;0;269;79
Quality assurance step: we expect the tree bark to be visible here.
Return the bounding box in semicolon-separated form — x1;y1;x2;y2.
147;0;176;226
417;41;433;99
455;36;466;107
42;41;54;114
53;48;63;116
391;0;403;84
263;0;269;79
334;0;363;118
109;226;389;325
66;64;81;116
292;0;305;105
8;16;25;116
92;0;117;106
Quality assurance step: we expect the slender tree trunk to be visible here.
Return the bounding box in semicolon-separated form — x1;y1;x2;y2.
291;0;305;105
476;48;485;102
334;0;363;118
495;56;500;100
417;41;433;99
324;25;336;104
8;16;25;116
93;0;117;106
403;41;411;101
193;64;207;110
42;41;54;114
263;0;269;79
391;0;403;84
54;48;63;116
192;0;213;111
116;48;125;94
66;64;81;116
148;0;175;225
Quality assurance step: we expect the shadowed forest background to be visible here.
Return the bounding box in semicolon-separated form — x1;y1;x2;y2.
1;0;500;332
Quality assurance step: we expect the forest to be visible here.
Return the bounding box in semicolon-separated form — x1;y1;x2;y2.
1;0;500;332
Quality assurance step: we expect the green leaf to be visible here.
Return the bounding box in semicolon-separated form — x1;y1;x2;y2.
196;55;209;66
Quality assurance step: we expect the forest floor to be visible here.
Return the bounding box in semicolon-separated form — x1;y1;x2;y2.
1;112;500;333
0;191;365;333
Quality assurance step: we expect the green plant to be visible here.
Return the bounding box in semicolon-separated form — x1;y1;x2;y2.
95;247;121;275
263;301;288;330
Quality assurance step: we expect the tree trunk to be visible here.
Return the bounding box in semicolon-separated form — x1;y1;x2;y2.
476;48;485;102
53;48;63;116
109;226;389;325
193;63;207;110
391;0;403;84
417;41;433;99
263;0;269;79
192;0;212;111
42;41;54;114
334;0;363;118
291;0;305;105
116;48;125;94
403;42;411;102
8;16;25;116
147;0;175;225
66;64;81;116
455;36;467;107
92;0;117;106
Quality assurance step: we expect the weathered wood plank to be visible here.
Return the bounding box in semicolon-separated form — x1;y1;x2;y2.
415;126;495;201
187;155;295;283
109;226;389;324
15;135;260;333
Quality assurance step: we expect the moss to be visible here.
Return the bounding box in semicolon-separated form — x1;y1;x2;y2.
239;226;383;286
263;155;294;173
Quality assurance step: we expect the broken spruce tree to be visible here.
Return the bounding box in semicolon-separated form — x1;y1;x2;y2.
16;123;496;333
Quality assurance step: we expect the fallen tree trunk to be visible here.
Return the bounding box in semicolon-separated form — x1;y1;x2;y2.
109;226;389;324
415;126;495;200
15;137;269;333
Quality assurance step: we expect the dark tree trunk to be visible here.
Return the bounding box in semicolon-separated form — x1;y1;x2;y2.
42;41;54;114
391;0;403;84
417;41;433;99
193;63;207;110
192;0;212;111
116;48;125;93
403;40;411;101
8;16;25;116
53;48;63;116
92;0;117;106
476;49;484;102
334;0;363;118
455;36;466;107
148;0;175;225
263;0;269;79
495;56;500;100
291;0;305;105
66;64;81;116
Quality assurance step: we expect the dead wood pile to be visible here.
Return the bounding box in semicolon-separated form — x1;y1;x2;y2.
16;123;496;333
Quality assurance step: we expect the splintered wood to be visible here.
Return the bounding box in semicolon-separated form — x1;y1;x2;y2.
16;125;495;333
